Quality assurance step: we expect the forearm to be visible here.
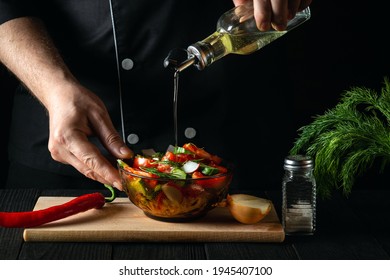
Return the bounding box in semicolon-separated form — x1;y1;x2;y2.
0;17;77;109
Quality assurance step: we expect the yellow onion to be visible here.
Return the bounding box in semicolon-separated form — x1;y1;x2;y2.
222;194;272;224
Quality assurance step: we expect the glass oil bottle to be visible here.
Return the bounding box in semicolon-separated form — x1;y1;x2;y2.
164;3;311;71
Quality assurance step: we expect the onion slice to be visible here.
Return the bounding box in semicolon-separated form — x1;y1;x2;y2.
182;161;200;174
161;183;183;203
141;148;157;157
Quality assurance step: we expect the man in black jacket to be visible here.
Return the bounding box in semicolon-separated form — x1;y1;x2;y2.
0;0;311;190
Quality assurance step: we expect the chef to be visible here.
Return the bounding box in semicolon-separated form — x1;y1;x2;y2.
0;0;310;190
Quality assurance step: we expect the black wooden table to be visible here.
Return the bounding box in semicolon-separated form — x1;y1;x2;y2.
1;188;390;260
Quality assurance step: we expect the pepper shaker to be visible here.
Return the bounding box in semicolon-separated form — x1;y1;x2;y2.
282;154;316;235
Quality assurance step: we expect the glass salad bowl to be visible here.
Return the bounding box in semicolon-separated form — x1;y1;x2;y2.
118;143;233;222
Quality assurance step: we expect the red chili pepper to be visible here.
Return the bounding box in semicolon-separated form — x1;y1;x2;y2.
0;192;106;228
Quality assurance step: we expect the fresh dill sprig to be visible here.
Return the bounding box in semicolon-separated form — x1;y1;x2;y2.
290;77;390;198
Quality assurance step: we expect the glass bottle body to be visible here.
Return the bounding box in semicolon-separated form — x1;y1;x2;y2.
282;155;316;235
187;3;311;70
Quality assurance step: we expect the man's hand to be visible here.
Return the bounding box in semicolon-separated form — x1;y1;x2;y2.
47;82;133;191
233;0;312;31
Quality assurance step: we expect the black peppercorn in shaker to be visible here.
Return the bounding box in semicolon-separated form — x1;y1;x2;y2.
282;155;316;235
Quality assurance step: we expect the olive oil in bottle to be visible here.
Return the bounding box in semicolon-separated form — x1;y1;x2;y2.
164;3;311;72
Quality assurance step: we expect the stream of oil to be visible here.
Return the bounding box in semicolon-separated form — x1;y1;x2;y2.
173;70;179;147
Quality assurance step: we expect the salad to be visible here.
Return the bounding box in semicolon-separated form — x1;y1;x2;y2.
118;143;232;219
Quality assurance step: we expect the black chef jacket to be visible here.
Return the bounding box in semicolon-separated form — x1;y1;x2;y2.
1;0;296;191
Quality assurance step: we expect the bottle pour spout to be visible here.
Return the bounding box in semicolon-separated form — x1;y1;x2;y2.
163;48;196;72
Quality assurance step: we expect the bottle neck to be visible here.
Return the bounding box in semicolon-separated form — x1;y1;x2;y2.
187;31;226;70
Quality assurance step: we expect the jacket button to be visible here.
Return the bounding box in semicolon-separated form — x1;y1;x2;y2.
184;127;196;139
127;133;139;144
121;58;134;70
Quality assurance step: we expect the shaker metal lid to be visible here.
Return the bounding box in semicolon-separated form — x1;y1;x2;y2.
284;154;313;169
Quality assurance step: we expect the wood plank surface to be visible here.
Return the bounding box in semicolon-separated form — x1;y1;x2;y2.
23;196;285;243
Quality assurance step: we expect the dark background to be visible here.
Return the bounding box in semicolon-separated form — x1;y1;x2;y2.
1;1;390;190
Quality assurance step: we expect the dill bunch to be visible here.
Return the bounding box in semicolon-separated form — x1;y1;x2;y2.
290;77;390;198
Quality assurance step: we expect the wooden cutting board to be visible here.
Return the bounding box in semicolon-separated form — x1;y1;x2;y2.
23;196;285;242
